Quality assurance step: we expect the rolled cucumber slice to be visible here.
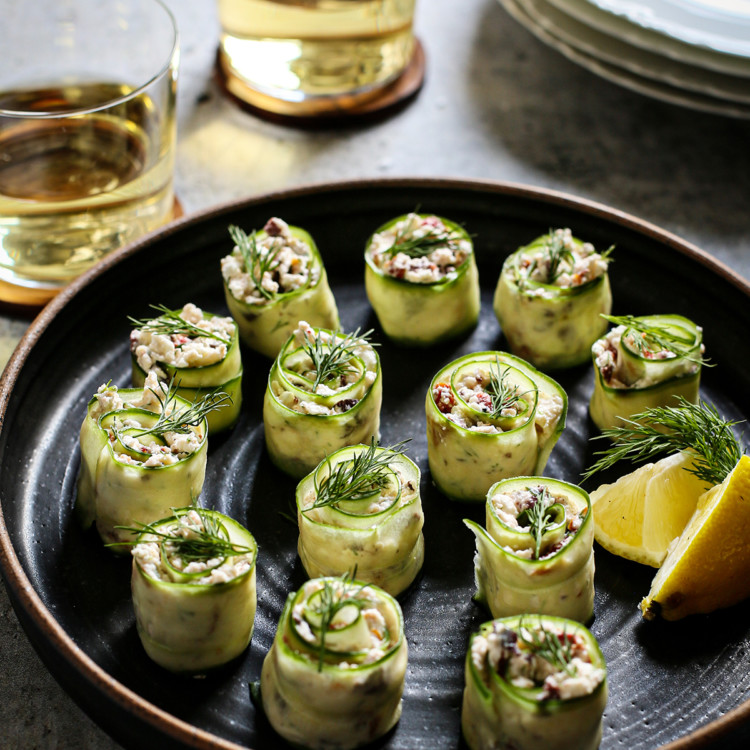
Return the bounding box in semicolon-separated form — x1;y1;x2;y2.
462;615;607;750
493;229;612;370
464;476;595;623
130;303;243;434
75;380;211;550
425;351;567;502
589;313;703;432
259;575;407;749
264;323;382;478
131;507;257;673
296;442;424;596
221;220;339;359
364;213;480;346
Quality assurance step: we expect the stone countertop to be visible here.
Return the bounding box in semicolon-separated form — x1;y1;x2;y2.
1;0;749;748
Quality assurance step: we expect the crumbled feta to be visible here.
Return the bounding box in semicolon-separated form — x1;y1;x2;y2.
273;321;378;416
369;213;471;284
472;621;604;701
132;509;252;585
221;217;320;304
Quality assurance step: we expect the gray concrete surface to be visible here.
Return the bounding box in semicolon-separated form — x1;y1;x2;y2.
1;0;749;747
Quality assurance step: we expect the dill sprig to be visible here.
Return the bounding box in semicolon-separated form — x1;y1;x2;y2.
582;398;743;486
128;304;230;344
603;314;709;367
130;377;231;438
113;508;252;562
485;359;531;419
385;217;465;259
306;440;409;512
517;486;557;559
518;618;576;676
307;570;373;672
302;327;376;391
229;224;280;301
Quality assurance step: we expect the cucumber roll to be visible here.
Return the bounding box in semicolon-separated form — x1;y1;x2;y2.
493;228;612;370
129;507;257;673
130;302;243;434
296;442;424;596
462;615;607;750
221;217;339;359
259;573;407;749
76;373;226;549
264;321;382;478
364;212;480;346
425;352;567;502
590;314;704;432
464;477;595;623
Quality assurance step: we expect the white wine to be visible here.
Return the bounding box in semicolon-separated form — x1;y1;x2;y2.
0;82;175;289
218;0;416;113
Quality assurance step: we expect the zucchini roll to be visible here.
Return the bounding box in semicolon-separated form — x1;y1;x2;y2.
364;212;480;345
221;217;339;359
76;373;224;549
425;352;567;502
130;302;242;434
296;442;424;596
260;574;407;749
493;228;612;370
130;507;257;672
464;477;595;623
589;313;704;432
462;615;607;750
264;321;382;478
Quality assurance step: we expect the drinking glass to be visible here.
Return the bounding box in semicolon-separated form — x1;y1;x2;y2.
0;0;179;305
217;0;419;118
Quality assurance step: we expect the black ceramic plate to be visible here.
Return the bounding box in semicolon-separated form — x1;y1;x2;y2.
2;179;750;750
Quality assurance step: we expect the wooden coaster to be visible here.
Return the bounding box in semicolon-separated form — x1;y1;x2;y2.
216;39;426;127
0;196;184;314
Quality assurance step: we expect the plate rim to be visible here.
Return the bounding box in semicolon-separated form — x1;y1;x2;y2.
2;176;750;750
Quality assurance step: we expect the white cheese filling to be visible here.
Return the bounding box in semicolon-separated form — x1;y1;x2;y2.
471;621;604;701
510;228;609;296
132;509;252;585
130;302;234;377
369;213;471;284
593;325;699;389
272;321;378;416
221;217;320;304
91;372;204;467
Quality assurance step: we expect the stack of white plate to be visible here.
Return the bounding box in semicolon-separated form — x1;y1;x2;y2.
497;0;750;117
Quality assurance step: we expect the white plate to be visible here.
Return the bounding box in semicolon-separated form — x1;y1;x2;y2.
589;0;750;57
545;0;750;76
498;0;750;118
521;0;750;104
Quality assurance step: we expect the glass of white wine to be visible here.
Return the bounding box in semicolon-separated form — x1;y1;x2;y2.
0;0;179;306
217;0;421;119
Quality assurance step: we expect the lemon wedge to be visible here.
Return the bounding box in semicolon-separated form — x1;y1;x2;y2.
590;451;709;567
641;455;750;621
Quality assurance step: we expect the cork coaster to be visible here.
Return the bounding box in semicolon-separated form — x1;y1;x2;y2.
216;39;426;127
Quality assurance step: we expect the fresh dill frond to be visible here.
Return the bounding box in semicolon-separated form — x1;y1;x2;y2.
131;377;232;438
128;304;230;344
517;486;557;559
302;327;376;392
306;440;410;512
112;507;253;562
307;570;373;672
582;398;743;486
385;217;465;259
603;314;709;367
517;618;576;676
229;224;281;301
485;358;531;419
